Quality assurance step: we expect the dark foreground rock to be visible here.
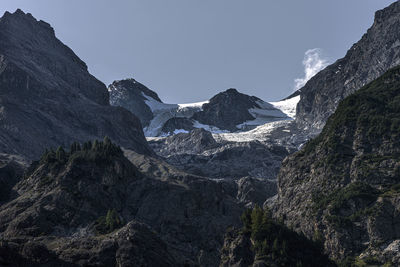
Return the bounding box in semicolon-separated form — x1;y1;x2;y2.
0;138;267;266
220;207;335;267
0;221;178;267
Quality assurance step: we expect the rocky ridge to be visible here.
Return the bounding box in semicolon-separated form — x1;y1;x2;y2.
108;79;162;128
149;128;289;182
294;1;400;135
108;83;291;137
274;66;400;265
0;9;151;160
0;137;279;266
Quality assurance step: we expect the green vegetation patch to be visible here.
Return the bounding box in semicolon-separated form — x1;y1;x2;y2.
240;206;333;266
312;182;380;228
94;209;125;235
36;136;123;169
338;255;391;267
300;65;400;164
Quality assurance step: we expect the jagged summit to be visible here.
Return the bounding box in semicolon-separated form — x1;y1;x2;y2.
109;82;292;136
0;10;152;159
374;0;400;24
275;65;400;263
192;88;285;131
0;8;104;104
109;78;162;102
109;78;162;127
294;0;400;135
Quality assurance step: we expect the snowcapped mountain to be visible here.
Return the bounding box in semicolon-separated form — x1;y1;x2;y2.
109;80;299;138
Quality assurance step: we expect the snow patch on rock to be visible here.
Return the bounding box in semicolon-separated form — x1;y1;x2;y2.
270;95;300;119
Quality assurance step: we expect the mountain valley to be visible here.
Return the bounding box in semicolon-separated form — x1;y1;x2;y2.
1;1;400;266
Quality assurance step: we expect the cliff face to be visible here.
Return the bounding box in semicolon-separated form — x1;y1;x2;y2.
0;10;151;159
274;66;400;264
294;1;400;135
0;138;263;266
108;78;162;127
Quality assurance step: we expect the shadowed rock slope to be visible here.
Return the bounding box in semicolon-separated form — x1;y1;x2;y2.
274;66;400;265
0;9;151;159
220;206;335;267
0;138;264;266
294;1;400;135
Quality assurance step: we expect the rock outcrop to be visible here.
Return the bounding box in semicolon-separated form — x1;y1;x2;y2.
220;207;335;266
193;88;287;132
274;66;400;265
0;9;151;159
294;1;400;135
149;129;288;182
108;78;162;127
0;138;266;266
109;84;289;136
0;153;27;203
0;221;179;267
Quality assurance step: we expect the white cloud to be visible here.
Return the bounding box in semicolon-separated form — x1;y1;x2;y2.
294;48;329;91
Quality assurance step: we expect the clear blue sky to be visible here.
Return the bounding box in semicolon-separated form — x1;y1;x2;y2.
0;1;396;103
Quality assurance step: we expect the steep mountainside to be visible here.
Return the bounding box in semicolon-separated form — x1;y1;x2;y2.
220;206;334;266
294;1;400;135
0;10;151;159
0;153;27;204
0;138;277;266
274;66;400;264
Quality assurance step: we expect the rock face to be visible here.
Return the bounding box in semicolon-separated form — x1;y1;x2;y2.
0;138;269;266
274;66;400;264
220;207;335;267
108;78;162;127
109;84;289;136
161;117;195;135
0;221;179;267
0;153;27;203
0;10;151;159
148;129;288;208
149;129;288;182
192;88;285;131
294;1;400;135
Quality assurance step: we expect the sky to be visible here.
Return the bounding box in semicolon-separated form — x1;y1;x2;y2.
0;0;396;103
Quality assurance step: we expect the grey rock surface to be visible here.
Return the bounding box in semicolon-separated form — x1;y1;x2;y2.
0;221;180;266
109;78;162;127
161;117;196;135
274;66;400;264
0;153;27;203
0;138;274;266
0;10;152;160
192;88;285;132
149;129;288;182
294;1;400;135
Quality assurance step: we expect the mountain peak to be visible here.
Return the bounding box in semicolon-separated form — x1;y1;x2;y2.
1;9;53;34
0;10;152;158
110;78;162;102
225;88;239;94
294;0;400;134
374;0;400;24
